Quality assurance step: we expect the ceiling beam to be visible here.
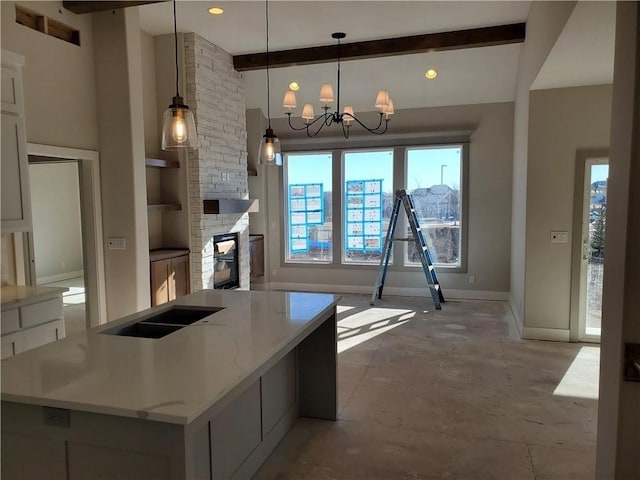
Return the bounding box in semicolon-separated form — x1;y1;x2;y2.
234;23;526;72
63;1;167;14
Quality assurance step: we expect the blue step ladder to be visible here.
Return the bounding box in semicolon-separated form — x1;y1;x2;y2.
371;190;445;309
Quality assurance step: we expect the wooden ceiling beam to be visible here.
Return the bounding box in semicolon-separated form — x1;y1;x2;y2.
234;23;526;72
63;1;167;15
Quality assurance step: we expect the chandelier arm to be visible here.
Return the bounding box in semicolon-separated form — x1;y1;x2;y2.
286;112;327;132
342;112;389;134
341;122;351;139
306;115;333;137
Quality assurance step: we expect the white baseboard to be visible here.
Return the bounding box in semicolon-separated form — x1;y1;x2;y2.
522;326;570;342
508;297;524;338
267;282;508;301
37;270;83;285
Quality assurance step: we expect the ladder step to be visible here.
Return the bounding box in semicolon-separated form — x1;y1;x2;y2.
372;190;445;310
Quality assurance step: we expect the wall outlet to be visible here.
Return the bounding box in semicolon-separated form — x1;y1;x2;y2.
469;275;475;284
221;172;231;182
550;231;568;243
43;407;70;428
107;237;126;250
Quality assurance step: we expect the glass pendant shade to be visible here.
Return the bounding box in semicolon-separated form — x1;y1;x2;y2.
161;97;197;150
259;127;282;166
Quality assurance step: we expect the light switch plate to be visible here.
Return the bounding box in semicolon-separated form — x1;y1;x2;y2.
550;231;568;243
107;237;126;250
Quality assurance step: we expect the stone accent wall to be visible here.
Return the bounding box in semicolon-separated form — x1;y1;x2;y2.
183;33;250;290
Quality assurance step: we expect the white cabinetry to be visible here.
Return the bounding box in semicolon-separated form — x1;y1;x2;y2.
1;289;65;360
1;51;31;234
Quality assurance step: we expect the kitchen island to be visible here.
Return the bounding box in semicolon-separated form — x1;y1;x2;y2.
1;289;339;479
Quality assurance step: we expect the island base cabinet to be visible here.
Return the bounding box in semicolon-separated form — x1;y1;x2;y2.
1;312;336;480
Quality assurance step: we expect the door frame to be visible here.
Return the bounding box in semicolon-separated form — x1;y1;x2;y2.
570;149;608;343
26;143;107;328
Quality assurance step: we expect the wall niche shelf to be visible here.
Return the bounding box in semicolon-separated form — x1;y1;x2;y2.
203;199;259;214
145;157;179;169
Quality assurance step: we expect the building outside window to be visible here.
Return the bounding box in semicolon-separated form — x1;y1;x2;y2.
343;150;394;264
284;152;333;263
406;146;463;267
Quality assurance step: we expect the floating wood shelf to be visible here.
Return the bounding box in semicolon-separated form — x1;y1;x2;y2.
145;158;179;168
148;203;182;212
203;199;259;214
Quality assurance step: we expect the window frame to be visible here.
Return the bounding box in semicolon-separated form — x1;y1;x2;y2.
341;147;395;266
403;143;469;273
280;141;469;273
283;151;334;265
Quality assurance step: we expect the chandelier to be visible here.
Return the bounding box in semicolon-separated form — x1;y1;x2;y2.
282;32;394;139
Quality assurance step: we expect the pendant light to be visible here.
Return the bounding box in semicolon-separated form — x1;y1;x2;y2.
258;0;282;166
161;0;197;150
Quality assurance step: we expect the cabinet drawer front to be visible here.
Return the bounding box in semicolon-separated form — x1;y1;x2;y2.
23;319;64;351
1;308;20;334
1;330;24;359
21;297;64;328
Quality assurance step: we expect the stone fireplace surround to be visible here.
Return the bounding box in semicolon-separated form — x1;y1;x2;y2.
183;33;251;291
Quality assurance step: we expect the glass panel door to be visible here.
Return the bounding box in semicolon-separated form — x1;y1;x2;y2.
579;158;608;341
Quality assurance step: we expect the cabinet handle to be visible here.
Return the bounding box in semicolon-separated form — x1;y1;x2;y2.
55;328;59;340
11;341;15;356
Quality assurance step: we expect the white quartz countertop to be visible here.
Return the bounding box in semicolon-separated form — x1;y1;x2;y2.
1;290;339;424
1;285;68;308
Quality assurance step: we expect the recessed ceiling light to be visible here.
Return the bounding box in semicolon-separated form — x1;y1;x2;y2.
425;69;438;79
289;82;300;91
208;7;224;15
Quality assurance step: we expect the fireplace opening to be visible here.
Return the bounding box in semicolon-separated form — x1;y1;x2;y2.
213;233;239;289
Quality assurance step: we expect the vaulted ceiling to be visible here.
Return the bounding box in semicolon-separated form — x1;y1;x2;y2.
137;1;615;117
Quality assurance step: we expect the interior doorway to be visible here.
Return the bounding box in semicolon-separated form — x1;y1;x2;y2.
571;152;608;343
26;143;107;329
28;160;86;335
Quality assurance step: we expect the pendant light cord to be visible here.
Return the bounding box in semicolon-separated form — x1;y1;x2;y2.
336;37;341;117
266;0;272;129
173;0;180;98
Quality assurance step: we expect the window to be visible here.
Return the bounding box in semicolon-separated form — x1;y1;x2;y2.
406;146;463;267
284;153;332;263
343;150;394;264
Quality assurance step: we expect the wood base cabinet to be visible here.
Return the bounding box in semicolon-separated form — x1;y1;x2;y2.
150;250;189;307
249;235;264;279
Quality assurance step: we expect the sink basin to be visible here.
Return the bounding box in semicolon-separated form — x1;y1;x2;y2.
102;307;224;339
139;307;224;326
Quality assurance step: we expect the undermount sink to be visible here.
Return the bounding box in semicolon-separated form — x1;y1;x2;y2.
102;307;224;339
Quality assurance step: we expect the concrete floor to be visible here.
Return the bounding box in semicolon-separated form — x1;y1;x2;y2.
255;294;598;480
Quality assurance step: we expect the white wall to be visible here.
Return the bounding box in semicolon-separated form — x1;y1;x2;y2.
0;1;98;150
596;2;640;478
509;1;577;330
260;102;514;297
29;162;83;283
524;84;612;337
93;8;150;320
